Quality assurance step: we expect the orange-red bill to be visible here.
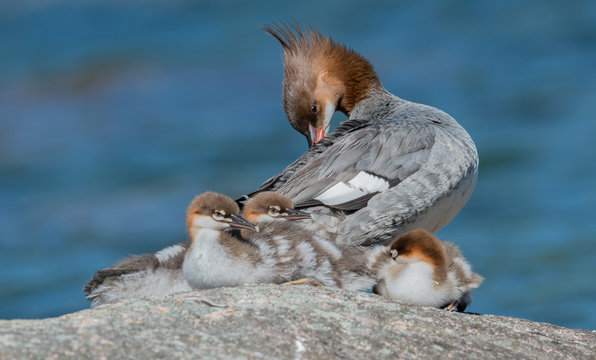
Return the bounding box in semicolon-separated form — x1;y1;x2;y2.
309;125;326;145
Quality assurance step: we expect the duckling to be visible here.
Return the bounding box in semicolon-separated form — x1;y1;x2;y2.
183;192;294;289
371;229;483;311
84;192;309;305
84;243;191;307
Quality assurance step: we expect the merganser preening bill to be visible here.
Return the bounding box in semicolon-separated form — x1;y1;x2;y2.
249;23;479;246
371;229;483;311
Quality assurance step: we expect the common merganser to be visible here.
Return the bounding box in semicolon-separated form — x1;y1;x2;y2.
241;192;311;224
182;192;316;289
84;192;310;305
183;192;375;292
84;242;192;307
241;195;484;308
243;193;376;292
247;23;478;246
370;229;483;311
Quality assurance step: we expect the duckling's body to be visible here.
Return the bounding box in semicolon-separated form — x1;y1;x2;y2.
84;243;191;307
183;192;322;289
371;229;483;311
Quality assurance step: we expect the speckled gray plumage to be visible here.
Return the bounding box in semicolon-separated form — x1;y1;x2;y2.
243;220;377;291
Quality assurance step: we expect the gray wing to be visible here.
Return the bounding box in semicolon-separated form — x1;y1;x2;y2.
251;119;435;211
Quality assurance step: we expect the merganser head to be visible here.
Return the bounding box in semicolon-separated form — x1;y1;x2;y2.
263;22;380;146
242;192;311;223
386;229;447;269
187;192;257;239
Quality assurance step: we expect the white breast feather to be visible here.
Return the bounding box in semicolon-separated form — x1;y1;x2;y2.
383;261;450;307
184;229;262;289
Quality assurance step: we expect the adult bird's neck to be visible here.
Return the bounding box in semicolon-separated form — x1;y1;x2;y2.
347;84;404;120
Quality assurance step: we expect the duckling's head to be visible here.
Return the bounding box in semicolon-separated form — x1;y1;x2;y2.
387;229;447;269
187;192;257;239
242;192;311;223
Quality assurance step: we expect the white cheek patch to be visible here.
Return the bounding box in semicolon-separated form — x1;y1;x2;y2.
193;215;228;230
314;171;390;206
255;214;282;223
323;102;335;129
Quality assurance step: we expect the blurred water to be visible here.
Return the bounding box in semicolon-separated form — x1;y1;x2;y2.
1;0;594;330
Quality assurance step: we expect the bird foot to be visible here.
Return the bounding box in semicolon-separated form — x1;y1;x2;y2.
444;301;460;312
282;277;324;287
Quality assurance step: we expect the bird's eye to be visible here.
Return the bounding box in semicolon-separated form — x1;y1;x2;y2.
212;211;225;221
268;207;280;217
390;249;398;259
311;104;318;114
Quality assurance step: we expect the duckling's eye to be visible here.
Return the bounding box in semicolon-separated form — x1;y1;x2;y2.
212;211;225;221
390;249;398;259
268;207;280;217
311;104;318;114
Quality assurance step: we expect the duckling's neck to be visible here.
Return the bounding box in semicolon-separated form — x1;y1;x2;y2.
183;228;260;289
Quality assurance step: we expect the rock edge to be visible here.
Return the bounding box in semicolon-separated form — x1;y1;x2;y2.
1;284;594;359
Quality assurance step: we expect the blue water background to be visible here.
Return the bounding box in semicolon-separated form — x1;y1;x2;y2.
1;1;594;330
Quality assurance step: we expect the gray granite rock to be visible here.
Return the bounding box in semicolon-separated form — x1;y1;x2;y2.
1;284;594;359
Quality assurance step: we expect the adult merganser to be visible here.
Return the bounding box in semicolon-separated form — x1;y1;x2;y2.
248;23;478;246
370;229;483;311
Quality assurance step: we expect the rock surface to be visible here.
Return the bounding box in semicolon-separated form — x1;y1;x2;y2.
1;284;594;359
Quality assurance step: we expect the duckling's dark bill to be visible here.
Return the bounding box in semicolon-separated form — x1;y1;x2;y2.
229;214;258;231
285;208;311;220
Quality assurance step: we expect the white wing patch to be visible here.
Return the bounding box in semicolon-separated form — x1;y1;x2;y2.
314;171;390;206
348;172;390;193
